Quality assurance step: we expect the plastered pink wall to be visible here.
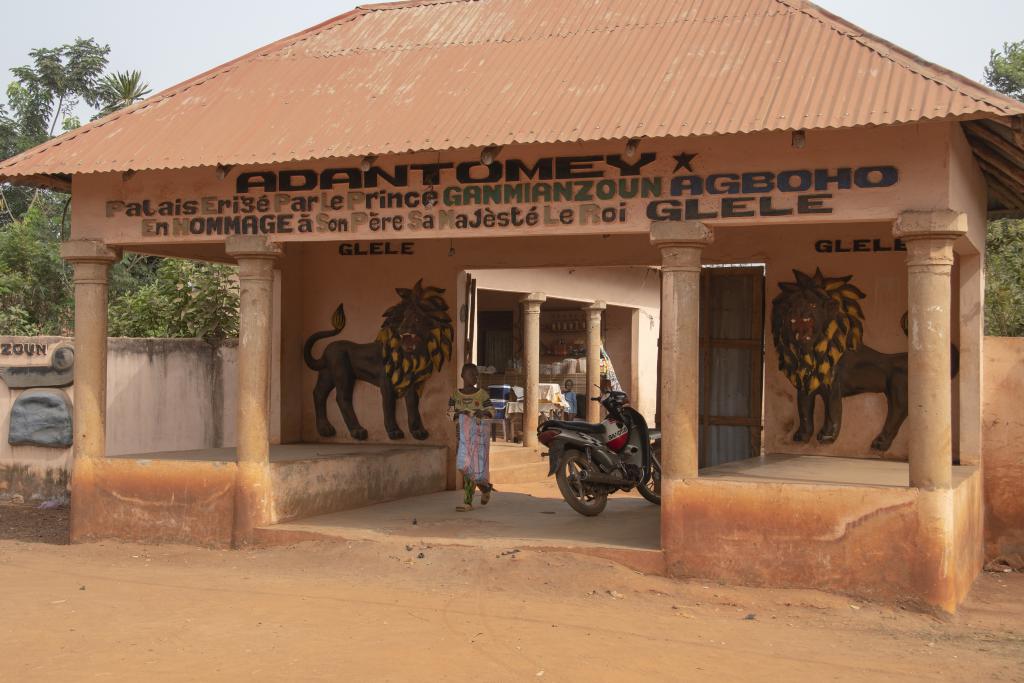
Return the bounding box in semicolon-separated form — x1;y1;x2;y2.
983;337;1024;560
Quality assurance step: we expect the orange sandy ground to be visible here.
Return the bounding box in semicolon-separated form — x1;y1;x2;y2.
0;502;1022;681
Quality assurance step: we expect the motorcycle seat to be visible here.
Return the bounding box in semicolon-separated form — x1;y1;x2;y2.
541;420;606;435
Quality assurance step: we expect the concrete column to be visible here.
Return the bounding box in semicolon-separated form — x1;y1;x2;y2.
894;211;967;490
583;301;607;422
226;235;282;542
520;292;546;447
957;251;984;467
651;221;713;481
59;240;120;462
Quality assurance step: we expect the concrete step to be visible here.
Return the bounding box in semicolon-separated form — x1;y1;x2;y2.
490;460;550;485
488;445;546;469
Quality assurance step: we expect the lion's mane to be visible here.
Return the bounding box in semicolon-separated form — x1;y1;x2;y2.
376;280;453;396
770;269;866;394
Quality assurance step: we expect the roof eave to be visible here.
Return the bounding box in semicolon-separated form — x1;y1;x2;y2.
961;115;1024;217
0;172;71;193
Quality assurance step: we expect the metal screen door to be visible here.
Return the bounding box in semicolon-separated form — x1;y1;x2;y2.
698;266;765;468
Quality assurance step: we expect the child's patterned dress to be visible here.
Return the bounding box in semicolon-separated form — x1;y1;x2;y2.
448;388;494;505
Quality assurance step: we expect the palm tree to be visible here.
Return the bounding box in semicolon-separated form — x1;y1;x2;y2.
94;70;152;118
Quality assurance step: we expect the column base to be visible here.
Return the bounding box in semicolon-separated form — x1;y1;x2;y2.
660;473;983;613
68;456;237;547
233;460;274;546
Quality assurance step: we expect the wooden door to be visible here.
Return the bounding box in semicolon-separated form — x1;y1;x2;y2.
698;267;765;468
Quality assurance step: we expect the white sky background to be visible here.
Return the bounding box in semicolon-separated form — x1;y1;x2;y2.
0;0;1021;120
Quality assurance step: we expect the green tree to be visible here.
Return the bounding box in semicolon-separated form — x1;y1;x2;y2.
985;41;1024;101
1;39;240;342
983;40;1024;337
94;70;152;119
108;259;239;342
1;38;108;231
0;204;73;335
985;220;1024;336
6;38;109;144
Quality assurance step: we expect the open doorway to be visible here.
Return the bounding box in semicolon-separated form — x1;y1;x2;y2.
471;291;655;439
698;265;767;468
464;267;661;443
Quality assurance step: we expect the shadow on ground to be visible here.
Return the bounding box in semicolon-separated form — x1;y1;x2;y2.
266;482;661;550
0;502;68;544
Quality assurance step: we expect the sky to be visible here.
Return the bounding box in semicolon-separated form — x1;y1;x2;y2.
0;0;1021;119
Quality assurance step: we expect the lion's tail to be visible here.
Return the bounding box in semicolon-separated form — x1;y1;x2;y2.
303;304;346;371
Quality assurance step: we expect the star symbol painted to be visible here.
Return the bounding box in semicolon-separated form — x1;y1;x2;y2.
672;152;698;173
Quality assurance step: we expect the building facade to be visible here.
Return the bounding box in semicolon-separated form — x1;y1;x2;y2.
3;0;1024;612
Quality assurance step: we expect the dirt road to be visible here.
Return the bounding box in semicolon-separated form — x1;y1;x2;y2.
0;504;1022;681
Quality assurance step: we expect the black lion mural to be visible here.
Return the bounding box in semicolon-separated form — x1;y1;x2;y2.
304;280;453;441
771;269;919;452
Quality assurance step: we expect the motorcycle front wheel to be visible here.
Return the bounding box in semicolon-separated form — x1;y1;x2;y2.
555;450;608;517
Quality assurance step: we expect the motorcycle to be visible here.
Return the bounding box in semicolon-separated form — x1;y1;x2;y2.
538;389;661;517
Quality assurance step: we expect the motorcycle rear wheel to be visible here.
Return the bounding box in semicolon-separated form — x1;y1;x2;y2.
638;441;662;506
555;450;609;517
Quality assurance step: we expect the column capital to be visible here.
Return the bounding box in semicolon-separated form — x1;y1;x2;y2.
893;210;967;242
650;221;714;249
519;292;547;308
583;300;607;314
225;235;283;261
59;239;121;264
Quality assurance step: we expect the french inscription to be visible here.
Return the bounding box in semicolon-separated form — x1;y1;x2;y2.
105;155;901;239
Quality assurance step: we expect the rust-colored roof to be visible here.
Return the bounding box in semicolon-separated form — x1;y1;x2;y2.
3;0;1024;188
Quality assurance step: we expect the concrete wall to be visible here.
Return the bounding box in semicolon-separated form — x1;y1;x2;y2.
106;338;237;456
982;337;1024;561
0;336;236;499
0;336;74;498
271;445;447;523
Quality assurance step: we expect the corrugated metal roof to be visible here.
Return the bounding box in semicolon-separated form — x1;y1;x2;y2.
3;0;1023;183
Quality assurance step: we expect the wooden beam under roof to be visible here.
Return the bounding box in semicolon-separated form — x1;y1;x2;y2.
964;121;1024;170
987;115;1024;149
989;209;1024;219
978;162;1024;211
970;141;1024;192
986;174;1024;212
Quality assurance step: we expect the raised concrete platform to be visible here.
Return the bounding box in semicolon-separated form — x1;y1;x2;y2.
84;443;448;545
665;455;984;612
108;443;438;463
701;454;977;488
85;448;985;610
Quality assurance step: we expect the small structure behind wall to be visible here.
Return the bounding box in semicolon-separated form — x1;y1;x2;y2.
470;266;661;425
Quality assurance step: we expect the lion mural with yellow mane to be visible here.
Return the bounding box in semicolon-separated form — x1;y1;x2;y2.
304;280;453;441
771;269;910;451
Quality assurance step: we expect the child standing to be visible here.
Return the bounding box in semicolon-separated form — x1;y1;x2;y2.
448;363;495;512
562;379;578;420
